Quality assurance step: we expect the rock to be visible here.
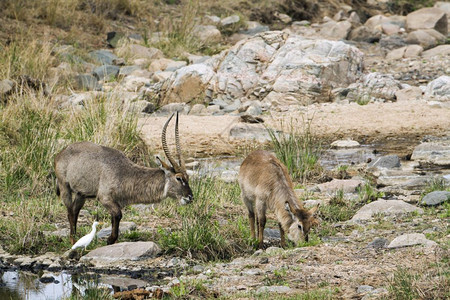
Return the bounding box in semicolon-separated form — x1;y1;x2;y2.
80;241;161;266
320;20;352;40
117;44;164;61
406;7;448;36
0;79;14;102
411;137;450;166
152;71;173;83
257;286;292;294
119;65;142;77
363;73;401;100
149;58;187;73
348;26;381;43
242;268;262;276
421;191;450;206
157;103;190;116
422;45;450;58
317;179;363;194
216;31;364;104
404;45;424;57
192;25;222;43
242;21;270;36
331;139;360;148
264;228;281;239
364;15;390;29
161;64;215;104
130;100;155;114
368;155;401;169
395;86;423;102
222;99;241;113
220;15;240;27
406;29;446;50
424;76;450;101
106;31;125;48
351;200;423;222
366;237;389;249
93;65;120;81
379;35;407;50
229;123;275;143
89;50;118;65
348;11;361;25
97;222;137;239
386;45;423;60
73;74;101;91
265;246;283;255
275;12;292;24
121;75;150;92
382;23;401;35
188;103;207;115
205;15;221;25
357;285;374;294
387;233;437;249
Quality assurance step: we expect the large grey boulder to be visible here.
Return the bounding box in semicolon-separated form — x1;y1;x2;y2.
411;137;450;167
89;50;118;65
348;25;381;43
406;29;446;50
368;155;401;169
351;200;423;222
387;233;437;249
215;31;364;105
362;73;401;101
317;179;363;194
421;191;450;206
406;7;448;36
93;65;120;81
160;64;215;104
424;76;450;101
422;45;450;59
80;241;161;267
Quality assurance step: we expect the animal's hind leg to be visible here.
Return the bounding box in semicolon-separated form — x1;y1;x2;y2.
72;193;86;241
242;197;256;240
58;182;76;244
255;199;266;249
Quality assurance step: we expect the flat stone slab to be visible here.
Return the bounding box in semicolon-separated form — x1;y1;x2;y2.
387;233;437;249
80;242;160;266
351;200;423;222
331;139;360;148
317;179;363;193
411;139;450;167
421;191;450;206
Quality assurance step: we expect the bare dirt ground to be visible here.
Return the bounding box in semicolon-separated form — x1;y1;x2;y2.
139;101;450;158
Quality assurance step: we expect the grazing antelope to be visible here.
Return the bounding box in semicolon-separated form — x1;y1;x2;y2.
54;112;193;245
238;150;319;249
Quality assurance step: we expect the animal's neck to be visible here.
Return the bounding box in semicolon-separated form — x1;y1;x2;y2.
119;167;166;204
273;182;302;232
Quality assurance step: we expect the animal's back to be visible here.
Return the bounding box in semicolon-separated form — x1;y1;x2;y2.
239;150;293;208
55;141;132;196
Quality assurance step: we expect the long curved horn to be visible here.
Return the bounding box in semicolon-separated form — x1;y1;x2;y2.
175;112;186;171
162;113;181;172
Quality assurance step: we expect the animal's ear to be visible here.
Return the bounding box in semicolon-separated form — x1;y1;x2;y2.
156;156;172;173
285;201;291;212
309;204;319;215
285;201;296;219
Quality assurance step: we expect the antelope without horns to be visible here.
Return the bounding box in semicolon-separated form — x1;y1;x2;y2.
54;112;193;245
238;150;319;249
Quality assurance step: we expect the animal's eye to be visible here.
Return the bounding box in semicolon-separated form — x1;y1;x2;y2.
176;177;182;182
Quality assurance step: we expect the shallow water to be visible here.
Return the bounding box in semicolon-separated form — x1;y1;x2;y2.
0;270;114;300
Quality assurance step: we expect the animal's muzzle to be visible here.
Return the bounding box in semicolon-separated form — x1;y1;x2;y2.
181;195;193;205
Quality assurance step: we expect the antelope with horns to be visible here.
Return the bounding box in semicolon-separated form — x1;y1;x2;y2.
54;112;193;245
238;150;319;249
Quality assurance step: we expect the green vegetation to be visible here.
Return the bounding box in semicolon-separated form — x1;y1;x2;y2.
157;177;253;261
387;263;450;300
267;118;323;183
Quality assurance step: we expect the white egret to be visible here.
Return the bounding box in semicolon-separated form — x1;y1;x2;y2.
71;221;100;250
